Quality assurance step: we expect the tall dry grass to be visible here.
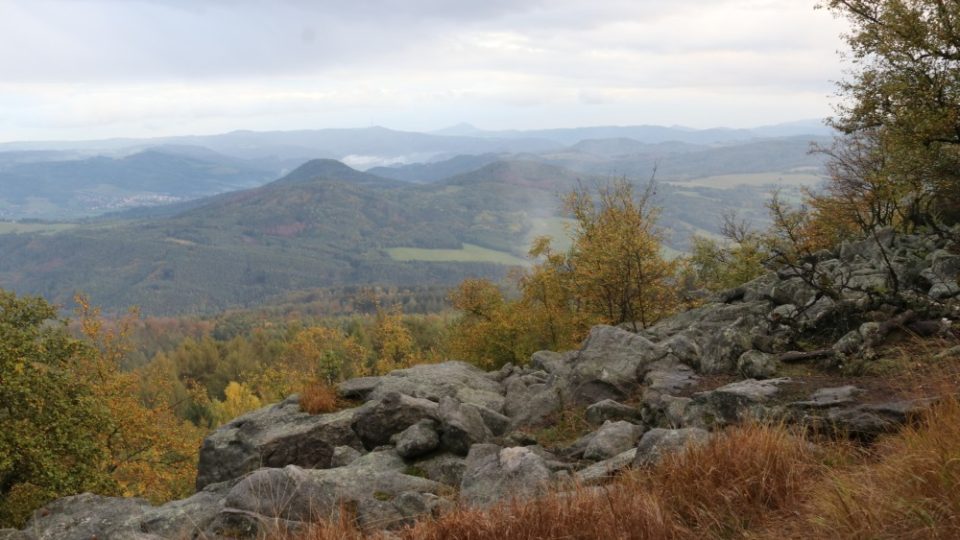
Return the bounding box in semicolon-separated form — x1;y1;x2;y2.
801;396;960;539
292;423;822;540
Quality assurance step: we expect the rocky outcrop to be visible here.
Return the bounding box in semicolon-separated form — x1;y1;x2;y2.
196;395;364;490
15;228;958;538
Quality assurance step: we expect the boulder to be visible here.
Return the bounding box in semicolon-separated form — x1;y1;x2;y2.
196;395;365;489
412;452;467;487
394;419;440;459
331;446;363;468
684;378;792;428
564;325;670;403
437;396;493;455
20;494;151;540
632;428;711;467
574;448;638;486
582;421;644;461
338;361;505;412
209;451;448;536
351;392;439;450
585;399;641;426
503;373;562;428
736;350;779;379
460;445;553;507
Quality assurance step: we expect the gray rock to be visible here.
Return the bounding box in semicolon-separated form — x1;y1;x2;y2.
196;395;365;489
585;399;641;426
394;419;440;459
789;386;862;409
575;448;638;485
503;374;562;428
460;445;553;507
684;378;792;428
930;281;960;299
582;421;644;461
632;428;711;467
412;452;467;487
0;531;33;540
331;445;363;468
465;403;511;436
822;399;933;440
21;494;150;540
565;326;669;403
137;481;232;538
737;350;779;379
438;396;492;455
213;451;448;535
351;392;439;450
338;361;506;412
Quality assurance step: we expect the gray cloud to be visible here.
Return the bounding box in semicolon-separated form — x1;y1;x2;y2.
0;0;848;140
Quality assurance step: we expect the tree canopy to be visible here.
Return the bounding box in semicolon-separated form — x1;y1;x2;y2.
820;0;960;226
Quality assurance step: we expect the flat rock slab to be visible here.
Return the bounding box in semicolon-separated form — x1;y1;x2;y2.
338;361;506;412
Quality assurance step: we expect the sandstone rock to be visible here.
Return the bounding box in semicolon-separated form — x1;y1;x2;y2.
460;445;553;507
21;494;151;540
632;428;711;467
789;386;862;409
196;395;364;489
503;373;561;428
412;452;467;487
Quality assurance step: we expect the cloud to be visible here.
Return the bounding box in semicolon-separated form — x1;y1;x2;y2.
0;0;849;140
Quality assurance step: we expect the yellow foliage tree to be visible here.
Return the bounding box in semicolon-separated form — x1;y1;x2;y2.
373;305;417;374
74;295;204;505
449;178;681;368
564;179;679;330
208;381;262;426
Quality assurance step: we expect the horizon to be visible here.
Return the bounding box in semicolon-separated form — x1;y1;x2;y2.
0;116;832;146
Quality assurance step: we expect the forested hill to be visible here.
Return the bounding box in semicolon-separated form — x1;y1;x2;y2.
0;141;825;315
0;159;572;314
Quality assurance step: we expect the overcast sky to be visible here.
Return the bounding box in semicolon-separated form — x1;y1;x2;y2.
0;0;849;142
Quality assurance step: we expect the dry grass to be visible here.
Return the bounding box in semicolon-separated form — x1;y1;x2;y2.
290;423;824;540
798;396;960;539
299;379;339;414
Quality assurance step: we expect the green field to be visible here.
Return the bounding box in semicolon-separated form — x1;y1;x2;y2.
0;222;77;235
665;172;824;189
386;243;529;266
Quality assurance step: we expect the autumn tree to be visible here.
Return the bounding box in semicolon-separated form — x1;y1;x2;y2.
0;292;115;527
372;305;417;374
819;0;960;226
688;213;769;292
564;179;679;330
449;178;680;368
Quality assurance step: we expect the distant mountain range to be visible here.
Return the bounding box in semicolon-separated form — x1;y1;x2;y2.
0;122;832;221
0;120;835;314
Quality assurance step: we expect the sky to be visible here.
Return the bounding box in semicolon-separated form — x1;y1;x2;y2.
0;0;850;142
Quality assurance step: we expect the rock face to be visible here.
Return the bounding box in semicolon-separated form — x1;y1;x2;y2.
196;395;364;490
15;228;958;538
